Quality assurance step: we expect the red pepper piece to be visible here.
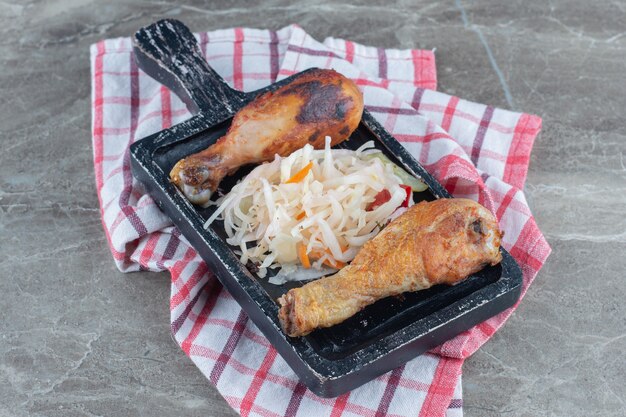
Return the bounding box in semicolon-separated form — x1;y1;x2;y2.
400;184;412;207
367;189;392;211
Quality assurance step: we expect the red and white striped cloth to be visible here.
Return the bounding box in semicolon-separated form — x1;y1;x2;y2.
91;24;550;417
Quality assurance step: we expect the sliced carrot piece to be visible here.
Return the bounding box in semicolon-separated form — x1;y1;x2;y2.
323;258;346;269
297;243;311;269
296;211;306;220
285;161;314;184
308;248;324;259
308;247;347;270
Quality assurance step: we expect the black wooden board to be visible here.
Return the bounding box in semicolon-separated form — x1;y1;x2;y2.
129;19;523;397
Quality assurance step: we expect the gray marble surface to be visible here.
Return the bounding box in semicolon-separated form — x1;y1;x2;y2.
1;1;624;416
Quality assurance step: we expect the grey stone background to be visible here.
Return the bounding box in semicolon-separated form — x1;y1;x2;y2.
1;1;624;416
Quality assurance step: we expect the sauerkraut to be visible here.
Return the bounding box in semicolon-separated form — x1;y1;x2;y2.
204;137;425;281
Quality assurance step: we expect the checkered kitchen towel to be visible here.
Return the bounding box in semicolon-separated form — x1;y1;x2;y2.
91;24;550;417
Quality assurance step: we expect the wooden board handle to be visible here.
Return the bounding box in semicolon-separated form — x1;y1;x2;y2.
132;19;245;116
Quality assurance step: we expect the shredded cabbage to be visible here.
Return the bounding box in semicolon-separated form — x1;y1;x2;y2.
204;137;417;279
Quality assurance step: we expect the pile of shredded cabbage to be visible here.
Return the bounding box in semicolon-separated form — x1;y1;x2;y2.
204;137;421;282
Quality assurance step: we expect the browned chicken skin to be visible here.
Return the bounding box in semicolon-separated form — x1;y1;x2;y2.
170;68;364;205
278;198;503;337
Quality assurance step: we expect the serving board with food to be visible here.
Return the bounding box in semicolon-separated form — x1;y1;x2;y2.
130;19;523;397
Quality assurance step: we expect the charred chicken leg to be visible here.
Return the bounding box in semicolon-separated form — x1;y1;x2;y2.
170;68;364;205
278;198;503;337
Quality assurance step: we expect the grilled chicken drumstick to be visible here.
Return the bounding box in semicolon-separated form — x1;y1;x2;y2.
170;68;364;205
278;198;503;337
